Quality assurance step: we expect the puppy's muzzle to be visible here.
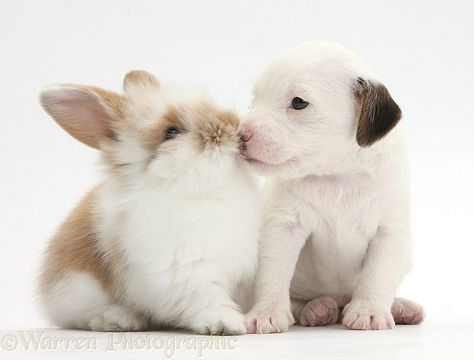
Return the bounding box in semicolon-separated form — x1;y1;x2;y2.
238;130;252;153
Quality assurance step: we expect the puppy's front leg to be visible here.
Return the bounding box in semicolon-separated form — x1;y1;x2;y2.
343;226;411;330
246;212;309;334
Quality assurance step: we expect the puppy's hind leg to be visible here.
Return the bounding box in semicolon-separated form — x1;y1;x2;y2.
293;297;339;327
391;298;425;325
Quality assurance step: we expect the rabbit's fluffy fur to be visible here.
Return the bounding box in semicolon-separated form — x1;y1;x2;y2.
38;71;261;335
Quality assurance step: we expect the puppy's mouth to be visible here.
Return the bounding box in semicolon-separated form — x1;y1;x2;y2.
242;155;297;173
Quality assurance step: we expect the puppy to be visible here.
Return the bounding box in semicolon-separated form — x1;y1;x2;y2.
240;42;424;332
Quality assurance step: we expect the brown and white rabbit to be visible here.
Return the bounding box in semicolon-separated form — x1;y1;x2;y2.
38;71;261;335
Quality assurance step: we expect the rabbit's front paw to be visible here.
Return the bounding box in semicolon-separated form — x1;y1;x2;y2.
192;309;246;335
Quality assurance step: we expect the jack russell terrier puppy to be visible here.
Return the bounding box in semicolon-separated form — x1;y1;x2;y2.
240;42;424;332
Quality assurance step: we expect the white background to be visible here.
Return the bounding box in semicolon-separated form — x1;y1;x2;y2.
1;0;473;359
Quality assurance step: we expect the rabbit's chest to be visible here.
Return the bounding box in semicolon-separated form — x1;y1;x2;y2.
117;191;258;274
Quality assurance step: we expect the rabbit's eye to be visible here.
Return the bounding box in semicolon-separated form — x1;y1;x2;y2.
164;127;182;141
291;97;309;110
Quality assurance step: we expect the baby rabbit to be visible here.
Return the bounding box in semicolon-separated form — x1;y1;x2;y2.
38;71;261;335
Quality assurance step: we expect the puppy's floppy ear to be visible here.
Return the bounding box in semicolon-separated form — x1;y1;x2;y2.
39;85;124;149
355;78;402;147
123;70;159;93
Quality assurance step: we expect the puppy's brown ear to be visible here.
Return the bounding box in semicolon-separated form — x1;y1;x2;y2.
355;78;402;147
39;85;124;149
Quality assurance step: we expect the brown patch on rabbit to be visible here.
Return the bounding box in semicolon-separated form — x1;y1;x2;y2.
194;103;240;151
142;103;241;154
38;185;115;295
142;107;187;151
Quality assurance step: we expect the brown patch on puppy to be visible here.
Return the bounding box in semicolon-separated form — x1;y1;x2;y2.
355;78;402;147
38;185;115;296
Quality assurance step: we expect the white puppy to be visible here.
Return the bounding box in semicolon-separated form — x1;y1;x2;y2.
240;42;424;332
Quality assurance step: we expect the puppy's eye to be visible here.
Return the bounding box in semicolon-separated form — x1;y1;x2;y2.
291;97;309;110
164;127;182;141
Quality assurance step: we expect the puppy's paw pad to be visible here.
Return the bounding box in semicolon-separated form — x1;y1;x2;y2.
245;304;294;334
342;302;394;330
392;298;425;325
299;296;339;327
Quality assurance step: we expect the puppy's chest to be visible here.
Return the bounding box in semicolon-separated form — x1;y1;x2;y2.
312;210;376;260
294;177;380;245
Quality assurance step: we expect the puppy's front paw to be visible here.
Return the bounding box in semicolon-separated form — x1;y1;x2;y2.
192;309;246;336
342;301;394;330
299;296;339;327
245;303;294;334
391;298;425;325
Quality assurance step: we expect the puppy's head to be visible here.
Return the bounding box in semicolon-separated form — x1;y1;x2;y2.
240;42;401;178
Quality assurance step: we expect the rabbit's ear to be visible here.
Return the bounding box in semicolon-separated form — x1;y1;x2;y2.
39;85;124;149
123;70;159;93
